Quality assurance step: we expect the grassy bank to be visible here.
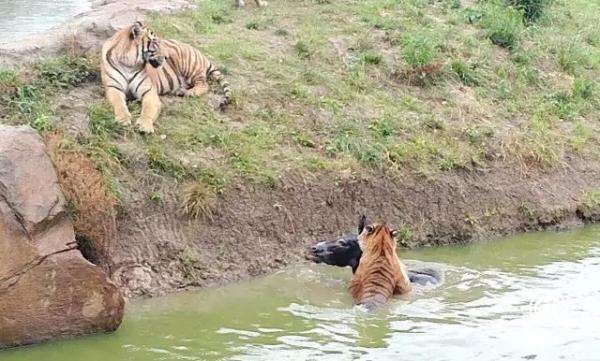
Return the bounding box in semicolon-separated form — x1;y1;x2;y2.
2;0;599;189
0;0;599;293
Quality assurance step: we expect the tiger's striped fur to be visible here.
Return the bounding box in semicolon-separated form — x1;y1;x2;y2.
101;21;231;134
349;220;412;310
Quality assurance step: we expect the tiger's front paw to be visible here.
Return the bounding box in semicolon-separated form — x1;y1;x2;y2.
115;113;132;125
135;118;155;134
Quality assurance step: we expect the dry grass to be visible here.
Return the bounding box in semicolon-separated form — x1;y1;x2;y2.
45;132;118;268
182;181;217;220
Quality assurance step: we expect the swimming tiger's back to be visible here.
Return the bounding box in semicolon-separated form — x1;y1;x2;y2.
349;221;412;309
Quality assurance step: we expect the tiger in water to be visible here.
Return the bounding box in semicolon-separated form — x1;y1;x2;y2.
100;21;231;133
349;216;412;310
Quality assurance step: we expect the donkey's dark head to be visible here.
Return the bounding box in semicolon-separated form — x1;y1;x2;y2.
307;234;362;273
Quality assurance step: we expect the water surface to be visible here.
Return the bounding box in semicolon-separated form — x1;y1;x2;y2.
4;225;600;360
0;0;92;44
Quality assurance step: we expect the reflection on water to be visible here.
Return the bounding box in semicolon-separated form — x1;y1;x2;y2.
0;0;92;44
4;226;600;361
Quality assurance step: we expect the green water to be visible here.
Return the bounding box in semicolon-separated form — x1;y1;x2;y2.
4;226;600;360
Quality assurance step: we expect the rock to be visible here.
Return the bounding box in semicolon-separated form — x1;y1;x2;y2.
0;125;124;349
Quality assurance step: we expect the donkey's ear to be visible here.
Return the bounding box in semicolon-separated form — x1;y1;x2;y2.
358;214;367;234
131;21;143;39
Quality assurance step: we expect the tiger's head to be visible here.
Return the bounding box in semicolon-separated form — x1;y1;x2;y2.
131;21;165;68
357;215;398;252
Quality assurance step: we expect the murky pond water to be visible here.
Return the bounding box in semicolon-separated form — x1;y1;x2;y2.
4;225;600;360
0;0;92;44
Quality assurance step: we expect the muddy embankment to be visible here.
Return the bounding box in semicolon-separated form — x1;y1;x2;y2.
109;157;600;298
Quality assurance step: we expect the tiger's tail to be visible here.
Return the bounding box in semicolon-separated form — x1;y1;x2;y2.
206;64;231;110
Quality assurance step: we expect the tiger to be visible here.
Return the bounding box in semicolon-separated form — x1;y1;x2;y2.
348;215;412;310
101;21;231;134
236;0;267;6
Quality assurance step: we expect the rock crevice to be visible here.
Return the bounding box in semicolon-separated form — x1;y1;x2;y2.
0;125;124;349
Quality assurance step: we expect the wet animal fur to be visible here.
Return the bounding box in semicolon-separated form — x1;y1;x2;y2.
349;221;411;309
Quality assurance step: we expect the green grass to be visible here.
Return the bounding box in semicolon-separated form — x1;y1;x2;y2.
578;189;600;219
480;1;525;49
0;0;598;201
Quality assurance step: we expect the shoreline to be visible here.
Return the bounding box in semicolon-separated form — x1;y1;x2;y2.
0;0;191;67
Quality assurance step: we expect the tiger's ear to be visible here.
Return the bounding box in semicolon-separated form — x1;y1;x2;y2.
131;21;143;39
358;214;367;234
390;229;398;238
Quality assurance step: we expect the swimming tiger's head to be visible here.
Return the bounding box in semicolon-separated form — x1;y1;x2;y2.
357;215;398;252
131;21;165;68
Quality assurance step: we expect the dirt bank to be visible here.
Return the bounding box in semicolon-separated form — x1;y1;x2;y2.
108;158;600;298
0;0;191;67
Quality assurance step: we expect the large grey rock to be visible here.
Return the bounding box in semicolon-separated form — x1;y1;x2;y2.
0;125;124;349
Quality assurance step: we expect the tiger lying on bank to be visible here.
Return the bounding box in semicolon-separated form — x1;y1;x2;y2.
101;21;231;134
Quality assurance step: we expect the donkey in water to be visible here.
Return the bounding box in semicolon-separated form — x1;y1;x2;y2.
307;217;440;286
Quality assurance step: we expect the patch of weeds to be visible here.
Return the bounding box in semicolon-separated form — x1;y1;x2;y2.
245;20;261;30
361;12;402;30
320;97;343;115
480;1;524;49
422;116;446;131
35;56;97;89
548;91;579;120
88;103;124;136
439;151;463;171
519;201;536;220
369;117;395;138
293;131;316;148
302;156;329;171
182;181;217;219
179;246;201;281
148;191;163;204
572;77;594;100
508;0;548;23
464;125;494;144
556;42;589;75
464;213;477;226
274;28;290;37
0;69;20;95
578;189;600;220
295;41;313;59
401;34;441;84
451;59;479;86
7;84;53;130
360;51;383;65
394;226;414;246
569;121;591;153
210;8;233;24
402;34;437;68
146;144;192;180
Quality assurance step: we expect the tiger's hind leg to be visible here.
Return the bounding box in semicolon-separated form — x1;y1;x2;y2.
106;88;131;125
136;87;161;134
178;79;209;97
